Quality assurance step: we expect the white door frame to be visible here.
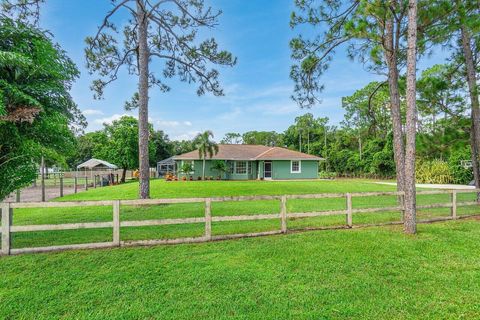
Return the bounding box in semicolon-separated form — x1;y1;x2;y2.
264;161;272;179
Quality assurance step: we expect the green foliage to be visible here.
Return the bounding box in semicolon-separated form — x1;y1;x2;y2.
180;162;194;175
195;130;219;160
242;131;283;146
171;140;196;155
68;131;108;168
220;132;242;144
195;130;218;179
283;113;329;154
415;160;454;184
0;17;83;200
447;147;473;185
103;117;142;170
99;116;155;172
318;171;336;179
211;160;227;178
151;130;173;164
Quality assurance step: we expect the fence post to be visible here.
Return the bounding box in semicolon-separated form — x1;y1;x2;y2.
346;193;352;228
205;198;212;240
280;195;287;233
41;156;46;202
85;176;88;191
16;190;20;203
60;177;64;197
74;176;78;193
113;200;120;246
1;202;11;255
451;190;457;220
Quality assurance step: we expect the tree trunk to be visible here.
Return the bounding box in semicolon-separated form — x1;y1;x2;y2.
137;0;150;199
404;0;417;234
461;25;480;201
202;158;206;180
121;167;127;183
384;12;406;197
470;130;480;190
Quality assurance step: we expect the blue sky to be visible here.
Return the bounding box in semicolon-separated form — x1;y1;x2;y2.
40;0;448;141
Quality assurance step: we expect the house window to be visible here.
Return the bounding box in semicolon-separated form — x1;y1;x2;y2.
291;160;301;173
235;161;247;174
228;162;234;174
248;162;253;174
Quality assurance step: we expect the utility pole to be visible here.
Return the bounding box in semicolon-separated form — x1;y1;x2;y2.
359;133;362;161
298;128;302;152
324;127;328;171
307;128;310;154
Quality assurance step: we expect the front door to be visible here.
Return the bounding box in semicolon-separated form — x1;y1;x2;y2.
264;161;272;179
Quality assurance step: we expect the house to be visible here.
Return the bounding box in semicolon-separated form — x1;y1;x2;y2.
173;144;323;180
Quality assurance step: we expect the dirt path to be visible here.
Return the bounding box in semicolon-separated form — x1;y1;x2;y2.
5;185;82;202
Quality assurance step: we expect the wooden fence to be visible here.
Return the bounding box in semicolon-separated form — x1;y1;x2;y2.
1;189;479;256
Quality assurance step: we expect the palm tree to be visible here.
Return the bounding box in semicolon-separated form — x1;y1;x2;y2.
195;130;219;180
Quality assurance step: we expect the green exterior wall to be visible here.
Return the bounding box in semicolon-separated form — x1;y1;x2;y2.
175;159;318;180
270;160;318;179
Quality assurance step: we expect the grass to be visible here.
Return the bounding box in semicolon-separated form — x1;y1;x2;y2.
1;221;480;319
2;179;480;318
7;179;480;249
59;178;398;200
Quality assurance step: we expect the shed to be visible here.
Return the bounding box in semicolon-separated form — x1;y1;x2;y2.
77;158;118;170
76;158;118;187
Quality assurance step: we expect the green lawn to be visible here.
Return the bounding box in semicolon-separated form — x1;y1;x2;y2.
2;179;480;318
8;179;480;249
1;221;480;319
59;178;397;200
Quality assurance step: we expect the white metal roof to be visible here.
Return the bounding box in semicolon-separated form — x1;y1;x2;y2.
77;158;118;170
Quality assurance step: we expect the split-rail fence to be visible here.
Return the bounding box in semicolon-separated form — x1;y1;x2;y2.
1;189;479;256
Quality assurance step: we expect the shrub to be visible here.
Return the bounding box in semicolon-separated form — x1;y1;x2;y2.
448;147;473;185
416;159;454;184
318;171;336;179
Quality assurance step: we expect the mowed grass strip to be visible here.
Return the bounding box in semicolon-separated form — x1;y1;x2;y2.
1;221;480;319
8;180;480;249
56;179;397;200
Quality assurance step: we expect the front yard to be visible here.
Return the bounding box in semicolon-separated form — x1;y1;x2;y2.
1;179;480;318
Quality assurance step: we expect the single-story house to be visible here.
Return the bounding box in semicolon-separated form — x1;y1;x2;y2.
173;144;323;180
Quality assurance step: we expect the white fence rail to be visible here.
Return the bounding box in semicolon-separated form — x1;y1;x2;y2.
1;190;479;256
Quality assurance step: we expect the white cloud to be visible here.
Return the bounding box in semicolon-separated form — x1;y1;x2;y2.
93;113;133;125
155;120;193;128
172;130;201;141
82;109;104;116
